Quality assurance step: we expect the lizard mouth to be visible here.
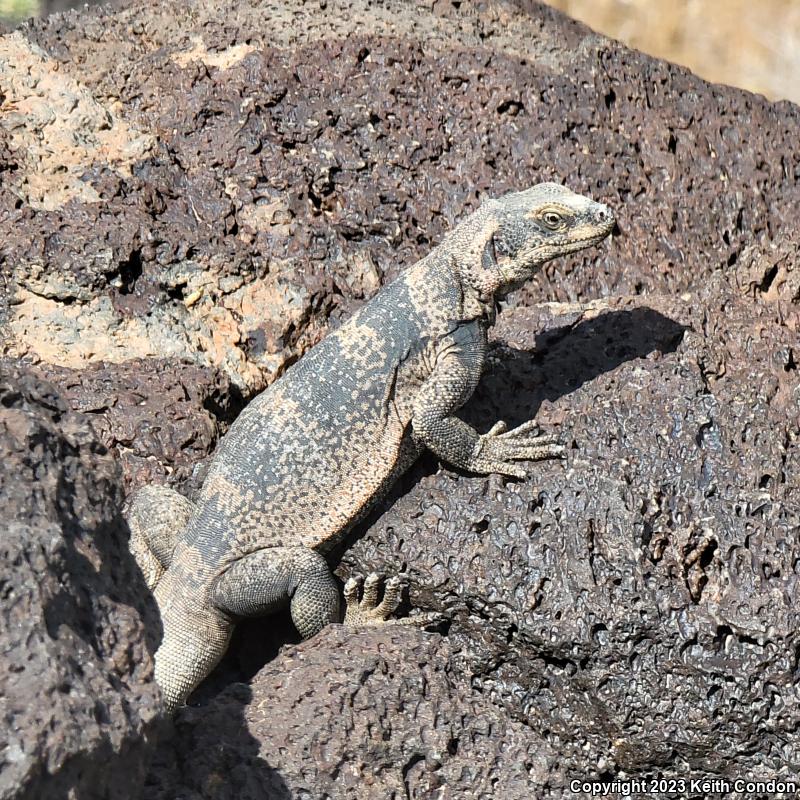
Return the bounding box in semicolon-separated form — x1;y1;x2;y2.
526;225;613;264
550;221;615;254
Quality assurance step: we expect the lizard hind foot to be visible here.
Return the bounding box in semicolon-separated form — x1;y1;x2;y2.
342;573;445;630
343;572;403;626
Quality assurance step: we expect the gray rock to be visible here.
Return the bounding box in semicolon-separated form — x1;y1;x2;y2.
1;0;799;796
342;284;800;787
147;625;558;799
0;365;161;800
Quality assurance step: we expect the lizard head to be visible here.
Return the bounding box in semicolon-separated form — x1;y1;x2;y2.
458;182;615;300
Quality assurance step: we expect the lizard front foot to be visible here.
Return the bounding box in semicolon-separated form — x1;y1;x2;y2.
472;419;565;479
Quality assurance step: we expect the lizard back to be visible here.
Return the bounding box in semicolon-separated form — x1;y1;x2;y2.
171;254;466;584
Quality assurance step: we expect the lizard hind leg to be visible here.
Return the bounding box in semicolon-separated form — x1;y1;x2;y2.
211;546;341;639
125;485;196;591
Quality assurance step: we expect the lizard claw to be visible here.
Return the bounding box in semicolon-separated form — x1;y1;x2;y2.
472;419;565;478
344;572;403;626
486;420;508;436
344;573;446;630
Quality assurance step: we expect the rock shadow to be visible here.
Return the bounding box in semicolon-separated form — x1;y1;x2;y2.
353;305;686;535
43;511;163;660
463;305;687;431
144;683;293;800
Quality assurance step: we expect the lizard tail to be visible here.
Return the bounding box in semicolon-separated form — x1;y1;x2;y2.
154;603;233;712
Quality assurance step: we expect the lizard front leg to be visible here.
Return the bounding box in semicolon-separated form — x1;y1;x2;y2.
412;322;564;480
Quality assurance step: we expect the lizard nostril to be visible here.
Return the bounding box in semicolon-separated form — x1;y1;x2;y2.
598;209;608;222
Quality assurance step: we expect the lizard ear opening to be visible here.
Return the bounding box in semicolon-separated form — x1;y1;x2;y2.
481;233;499;271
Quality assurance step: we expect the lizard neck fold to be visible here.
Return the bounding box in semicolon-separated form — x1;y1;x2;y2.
444;208;504;325
458;272;498;326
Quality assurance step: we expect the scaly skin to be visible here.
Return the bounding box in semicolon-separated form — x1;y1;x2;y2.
126;183;615;710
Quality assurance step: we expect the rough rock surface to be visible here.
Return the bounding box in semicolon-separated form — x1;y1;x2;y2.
147;625;559;799
1;0;799;797
0;364;161;800
28;358;241;494
343;276;800;788
3;0;800;490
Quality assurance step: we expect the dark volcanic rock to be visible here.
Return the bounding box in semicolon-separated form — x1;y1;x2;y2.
1;0;799;798
4;0;800;489
147;273;799;798
341;274;800;787
29;358;241;495
0;365;161;800
147;625;557;799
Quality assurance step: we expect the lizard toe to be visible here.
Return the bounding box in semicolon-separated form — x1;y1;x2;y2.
343;576;361;605
374;574;403;618
344;573;405;626
394;610;447;629
362;571;382;608
486;420;508;436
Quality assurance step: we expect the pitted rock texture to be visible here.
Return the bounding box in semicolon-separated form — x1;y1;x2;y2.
0;365;161;800
3;0;800;487
26;358;241;493
1;0;799;798
148;273;799;798
10;0;800;314
340;273;800;786
146;625;557;799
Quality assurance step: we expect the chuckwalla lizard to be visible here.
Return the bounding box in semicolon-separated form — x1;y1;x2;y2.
127;183;615;710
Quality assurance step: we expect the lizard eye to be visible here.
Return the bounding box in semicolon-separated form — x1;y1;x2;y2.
542;211;563;229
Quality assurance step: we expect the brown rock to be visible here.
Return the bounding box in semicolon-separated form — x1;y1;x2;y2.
341;277;800;785
0;364;161;800
1;0;798;796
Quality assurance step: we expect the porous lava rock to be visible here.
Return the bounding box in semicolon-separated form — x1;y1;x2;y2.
342;274;800;789
0;364;161;800
146;625;558;799
1;0;798;797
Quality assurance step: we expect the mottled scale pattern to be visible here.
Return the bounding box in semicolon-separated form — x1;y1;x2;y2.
126;183;615;710
126;485;196;590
